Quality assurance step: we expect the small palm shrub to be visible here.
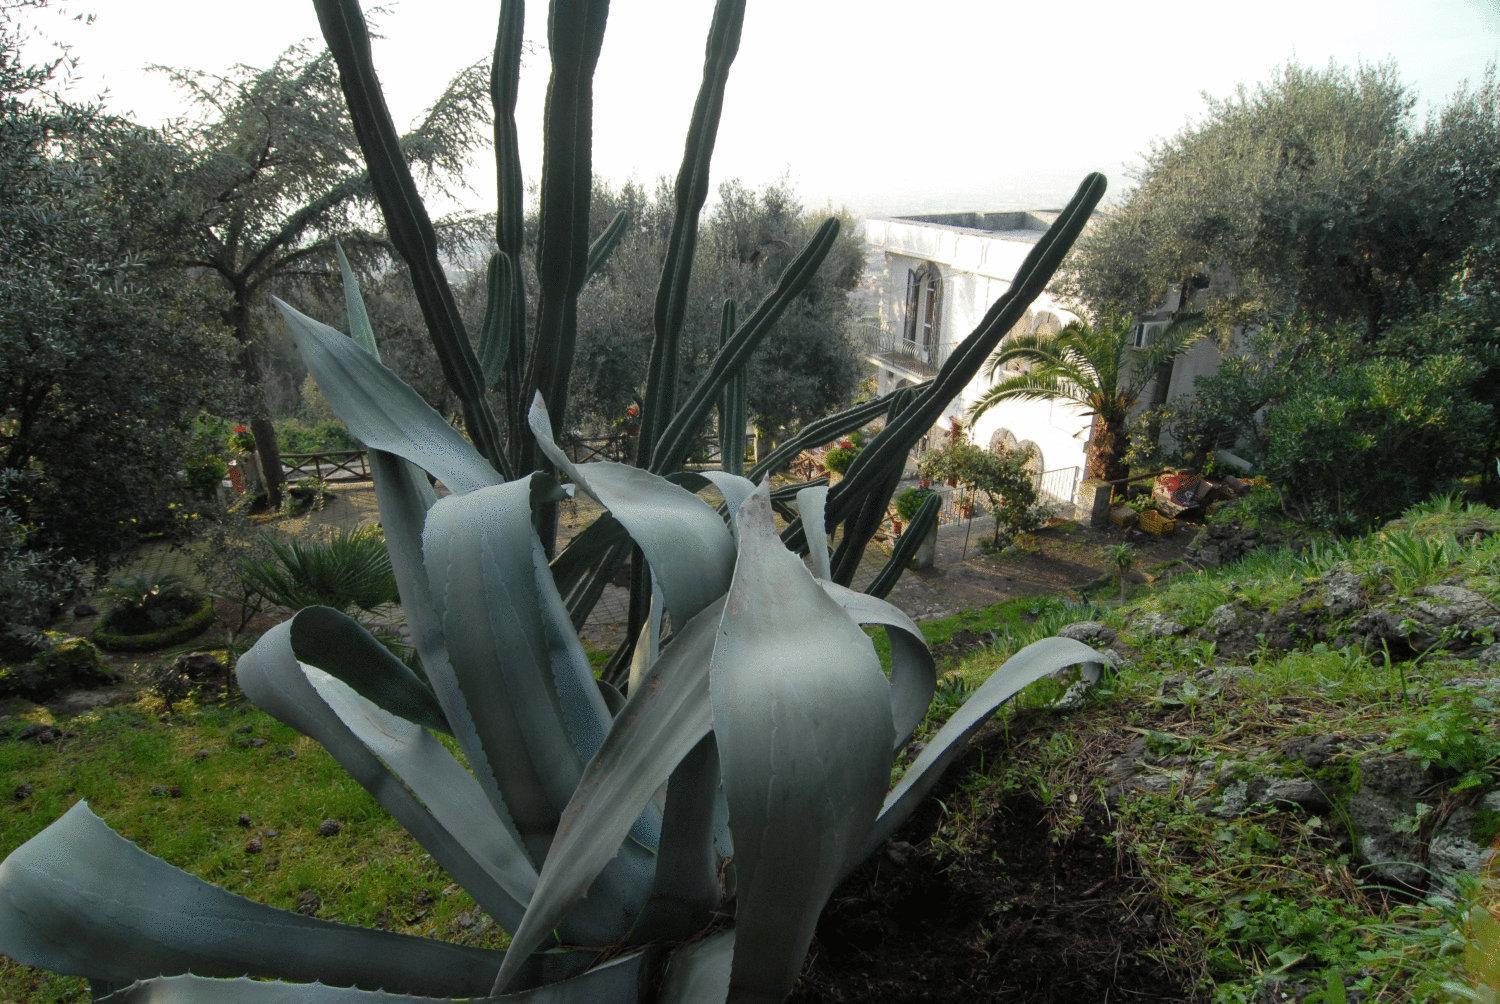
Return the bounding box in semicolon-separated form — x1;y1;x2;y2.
238;525;398;616
100;573;202;635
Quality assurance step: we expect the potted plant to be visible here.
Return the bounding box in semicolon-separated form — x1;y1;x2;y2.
227;423;263;499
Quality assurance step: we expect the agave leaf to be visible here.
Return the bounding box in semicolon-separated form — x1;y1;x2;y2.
657;929;735;1003
275;297;502;494
491;598;724;992
625;734;725;946
237;614;536;931
711;484;894;1001
0;803;500;994
334;240;377;358
796;485;831;579
818;581;936;751
422;475;656;940
96;952;653;1002
284;606;446;733
667;469;756;524
860;636;1106;859
529;394;733;627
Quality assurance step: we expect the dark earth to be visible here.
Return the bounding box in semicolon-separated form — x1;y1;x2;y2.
791;733;1189;1002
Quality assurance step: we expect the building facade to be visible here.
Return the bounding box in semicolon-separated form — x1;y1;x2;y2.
862;209;1224;510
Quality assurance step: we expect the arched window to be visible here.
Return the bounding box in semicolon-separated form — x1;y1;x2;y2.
1017;440;1044;478
902;263;942;363
988;428;1019;454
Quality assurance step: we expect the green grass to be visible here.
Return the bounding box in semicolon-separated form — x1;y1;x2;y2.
0;700;504;1002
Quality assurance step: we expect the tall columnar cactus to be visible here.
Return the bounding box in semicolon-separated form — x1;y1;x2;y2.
717;301;747;476
0;0;1113;998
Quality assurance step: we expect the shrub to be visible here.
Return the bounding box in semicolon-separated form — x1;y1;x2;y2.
895;486;937;522
93;596;215;653
823;444;861;475
919;438;1040;546
0;491;86;659
184;455;228;496
274;417;358;454
237;525;398;615
1263;355;1486;530
100;572;203;635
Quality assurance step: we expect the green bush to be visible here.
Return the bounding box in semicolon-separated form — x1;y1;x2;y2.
0;482;85;658
274;418;358;455
918;438;1040;545
1263;355;1486;530
184;455;228;495
823;444;861;475
100;572;203;635
895;486;936;522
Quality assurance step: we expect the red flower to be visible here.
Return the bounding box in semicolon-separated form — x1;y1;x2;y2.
234;424;248;434
837;439;854;450
625;404;639;417
918;478;931;489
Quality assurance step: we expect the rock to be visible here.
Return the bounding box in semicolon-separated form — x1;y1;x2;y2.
1474;644;1500;667
150;785;169;797
244;838;263;854
237;813;252;828
1206;603;1242;636
296;890;321;916
1133;611;1187;639
72;603;97;618
884;840;914;866
18;724;63;744
51;688;126;717
1263;778;1331;814
1319;567;1367;618
318;818;342;838
1058;621;1117;647
243;738;268;748
455;910;477;929
169;785;182;798
172;651;225;681
13;782;32;801
1278;734;1344;770
265;829;280;838
1427;805;1494;886
1346;753;1441;889
275;748;297;759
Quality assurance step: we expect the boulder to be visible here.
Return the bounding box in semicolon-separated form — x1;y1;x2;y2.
1132;611;1187;639
1345;753;1442;889
1058;621;1117;648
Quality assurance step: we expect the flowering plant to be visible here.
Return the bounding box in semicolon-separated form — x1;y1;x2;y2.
227;423;256;454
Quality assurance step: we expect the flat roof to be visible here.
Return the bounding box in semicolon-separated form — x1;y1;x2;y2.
872;209;1061;238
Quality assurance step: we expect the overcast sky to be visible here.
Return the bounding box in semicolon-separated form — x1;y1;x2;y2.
23;1;1500;218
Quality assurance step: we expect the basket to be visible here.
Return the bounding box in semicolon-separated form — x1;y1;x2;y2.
1139;509;1177;537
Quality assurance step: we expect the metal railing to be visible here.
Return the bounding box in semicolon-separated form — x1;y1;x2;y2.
862;323;951;376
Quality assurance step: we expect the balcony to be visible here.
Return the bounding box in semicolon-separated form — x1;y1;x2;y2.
861;324;950;379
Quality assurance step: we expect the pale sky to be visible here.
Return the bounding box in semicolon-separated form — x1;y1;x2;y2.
22;0;1500;218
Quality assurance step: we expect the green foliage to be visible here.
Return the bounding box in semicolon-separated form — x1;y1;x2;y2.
92;596;215;652
1065;62;1500;334
1390;697;1500;792
274;418;359;455
1207;484;1283;529
101;573;204;635
970;315;1201;482
0;479;85;658
237;526;398;616
919;437;1040;545
1262;354;1486;529
895;486;937;522
823;444;861;475
0;11;236;567
184;455;228;496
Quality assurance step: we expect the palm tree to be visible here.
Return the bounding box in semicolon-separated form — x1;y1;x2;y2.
966;315;1202;484
1104;542;1137;601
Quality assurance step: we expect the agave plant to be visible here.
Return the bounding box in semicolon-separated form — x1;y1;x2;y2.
0;297;1107;1000
0;0;1114;997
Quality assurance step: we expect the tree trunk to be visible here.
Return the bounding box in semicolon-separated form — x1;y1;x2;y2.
1083;415;1129;487
225;290;284;506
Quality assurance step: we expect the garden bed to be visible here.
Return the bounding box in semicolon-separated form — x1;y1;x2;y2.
92;595;215;652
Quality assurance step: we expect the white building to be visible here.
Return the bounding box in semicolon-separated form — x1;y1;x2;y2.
862;209;1225;510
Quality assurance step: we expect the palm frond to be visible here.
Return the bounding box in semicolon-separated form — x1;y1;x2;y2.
966;372;1092;422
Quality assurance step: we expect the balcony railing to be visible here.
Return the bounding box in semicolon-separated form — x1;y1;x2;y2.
860;323;950;376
